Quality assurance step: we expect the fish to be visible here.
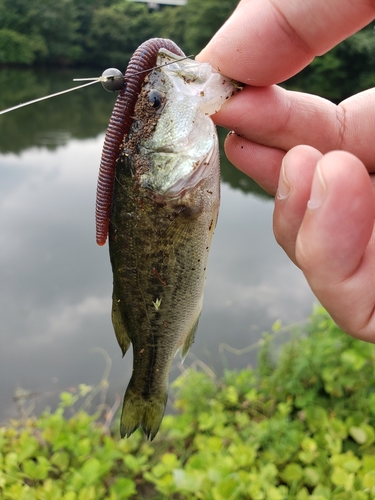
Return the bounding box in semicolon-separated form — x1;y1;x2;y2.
97;38;240;440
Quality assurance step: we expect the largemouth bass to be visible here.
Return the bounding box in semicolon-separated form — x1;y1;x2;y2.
97;39;239;440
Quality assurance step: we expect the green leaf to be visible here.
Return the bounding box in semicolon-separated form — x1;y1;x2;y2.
160;453;179;469
51;451;70;472
78;384;93;397
224;386;239;405
79;457;104;485
303;467;321;486
305;406;328;432
280;463;303;484
340;349;366;371
272;320;282;332
17;434;39;463
331;466;354;490
228;443;256;468
109;478;137;499
22;456;51;480
59;391;79;408
266;485;288;500
123;453;147;473
212;474;243;499
363;470;375;488
362;454;375;473
173;468;203;493
349;426;367;444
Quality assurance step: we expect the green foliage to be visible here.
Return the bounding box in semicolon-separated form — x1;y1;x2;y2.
284;23;375;101
0;0;238;68
1;0;81;65
151;5;187;50
0;0;374;103
259;306;375;416
183;0;238;55
3;306;375;498
0;29;47;65
85;1;155;67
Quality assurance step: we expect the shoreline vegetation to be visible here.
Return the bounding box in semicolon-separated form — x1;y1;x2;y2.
0;0;375;101
2;306;375;498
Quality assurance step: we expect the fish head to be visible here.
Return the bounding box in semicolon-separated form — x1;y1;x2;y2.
128;49;240;197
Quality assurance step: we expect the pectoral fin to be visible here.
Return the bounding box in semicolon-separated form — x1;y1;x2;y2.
112;291;131;356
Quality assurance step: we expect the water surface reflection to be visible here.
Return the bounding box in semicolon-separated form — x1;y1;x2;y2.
0;69;315;420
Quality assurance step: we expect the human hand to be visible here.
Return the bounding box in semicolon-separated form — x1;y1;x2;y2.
197;0;375;340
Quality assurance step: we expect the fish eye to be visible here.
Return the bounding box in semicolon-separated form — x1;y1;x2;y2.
148;89;165;109
101;68;125;92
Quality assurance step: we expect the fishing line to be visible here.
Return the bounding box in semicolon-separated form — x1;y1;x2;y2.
0;80;99;115
0;55;193;116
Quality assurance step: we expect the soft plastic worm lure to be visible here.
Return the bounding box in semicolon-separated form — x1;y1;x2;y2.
95;38;184;246
0;40;189;247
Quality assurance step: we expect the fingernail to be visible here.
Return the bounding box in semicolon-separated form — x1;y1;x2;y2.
276;158;290;200
307;162;326;209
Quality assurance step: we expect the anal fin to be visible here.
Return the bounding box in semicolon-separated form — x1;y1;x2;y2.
180;314;200;362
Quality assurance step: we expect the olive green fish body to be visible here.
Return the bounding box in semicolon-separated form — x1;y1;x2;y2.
110;157;218;438
109;47;238;440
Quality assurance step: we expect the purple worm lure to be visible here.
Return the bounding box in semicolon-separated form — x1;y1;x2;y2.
95;38;185;246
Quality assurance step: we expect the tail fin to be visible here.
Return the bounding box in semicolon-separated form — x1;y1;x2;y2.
120;385;168;440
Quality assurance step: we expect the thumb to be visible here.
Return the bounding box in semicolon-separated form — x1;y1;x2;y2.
296;151;375;341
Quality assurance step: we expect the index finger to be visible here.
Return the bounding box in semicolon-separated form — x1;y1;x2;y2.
196;0;375;86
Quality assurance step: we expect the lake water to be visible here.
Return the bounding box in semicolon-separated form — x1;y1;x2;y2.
0;68;316;420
